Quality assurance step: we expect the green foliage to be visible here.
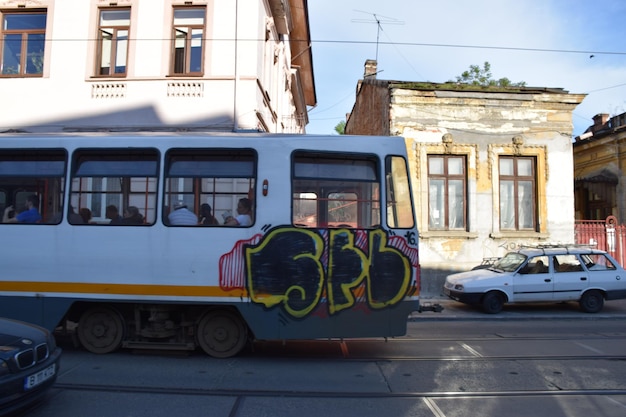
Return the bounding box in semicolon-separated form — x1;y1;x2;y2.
334;120;346;135
451;62;526;87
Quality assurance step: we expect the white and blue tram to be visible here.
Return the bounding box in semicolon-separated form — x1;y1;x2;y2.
0;133;420;357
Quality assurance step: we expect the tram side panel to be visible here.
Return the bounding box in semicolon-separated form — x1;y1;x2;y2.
0;135;421;352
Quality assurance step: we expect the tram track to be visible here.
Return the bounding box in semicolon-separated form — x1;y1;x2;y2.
52;381;626;399
34;328;626;417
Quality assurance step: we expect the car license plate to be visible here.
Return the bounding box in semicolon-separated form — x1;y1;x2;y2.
24;363;56;390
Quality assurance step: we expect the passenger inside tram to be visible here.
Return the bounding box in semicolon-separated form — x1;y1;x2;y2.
224;198;253;226
121;206;145;225
2;194;41;224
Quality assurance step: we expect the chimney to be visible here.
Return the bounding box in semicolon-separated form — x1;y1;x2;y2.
591;113;610;133
364;59;377;79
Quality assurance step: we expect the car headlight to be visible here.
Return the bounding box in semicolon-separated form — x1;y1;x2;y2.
0;359;9;376
454;284;464;291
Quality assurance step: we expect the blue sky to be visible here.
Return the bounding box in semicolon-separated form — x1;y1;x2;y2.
306;0;626;136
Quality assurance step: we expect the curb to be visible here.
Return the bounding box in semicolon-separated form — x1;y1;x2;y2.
411;298;626;321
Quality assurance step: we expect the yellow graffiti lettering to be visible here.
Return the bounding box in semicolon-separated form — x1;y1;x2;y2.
327;229;369;314
367;229;411;309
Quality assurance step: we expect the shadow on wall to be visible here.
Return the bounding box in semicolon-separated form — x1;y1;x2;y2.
4;105;238;133
420;266;472;299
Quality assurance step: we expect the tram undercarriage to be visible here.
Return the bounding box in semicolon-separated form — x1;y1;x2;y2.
59;303;250;358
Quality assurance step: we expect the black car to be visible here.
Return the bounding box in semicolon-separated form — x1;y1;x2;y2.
0;317;62;416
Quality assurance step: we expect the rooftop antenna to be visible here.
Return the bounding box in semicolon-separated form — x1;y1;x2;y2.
352;10;404;62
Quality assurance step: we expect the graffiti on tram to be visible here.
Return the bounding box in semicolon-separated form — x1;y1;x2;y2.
219;226;419;318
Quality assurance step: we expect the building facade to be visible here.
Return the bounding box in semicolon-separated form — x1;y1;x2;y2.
0;0;315;133
345;61;586;296
574;112;626;222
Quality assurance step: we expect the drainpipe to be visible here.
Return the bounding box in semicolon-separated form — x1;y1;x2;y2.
233;0;239;131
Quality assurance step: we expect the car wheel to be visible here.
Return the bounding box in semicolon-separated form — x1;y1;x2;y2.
579;290;604;313
481;291;505;314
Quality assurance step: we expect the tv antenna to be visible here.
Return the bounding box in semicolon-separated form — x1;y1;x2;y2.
352;10;404;62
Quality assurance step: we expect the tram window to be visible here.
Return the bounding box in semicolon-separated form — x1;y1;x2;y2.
386;156;414;229
292;152;380;228
70;149;159;225
0;149;66;224
164;149;256;226
328;193;357;227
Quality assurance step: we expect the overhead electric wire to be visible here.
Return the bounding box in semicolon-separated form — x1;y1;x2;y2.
16;35;626;57
310;39;626;57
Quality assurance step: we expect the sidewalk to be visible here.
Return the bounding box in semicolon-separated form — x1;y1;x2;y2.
410;297;626;321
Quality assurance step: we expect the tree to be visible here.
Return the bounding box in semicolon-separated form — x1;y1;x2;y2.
334;120;346;135
452;62;526;87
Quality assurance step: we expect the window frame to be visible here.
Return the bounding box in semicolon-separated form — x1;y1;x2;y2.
163;148;257;227
170;6;206;76
499;155;537;231
427;154;467;231
292;151;384;229
69;148;160;225
95;7;131;77
0;9;47;78
0;148;67;224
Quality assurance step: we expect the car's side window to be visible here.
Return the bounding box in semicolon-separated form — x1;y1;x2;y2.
554;254;583;273
520;255;549;274
583;253;617;271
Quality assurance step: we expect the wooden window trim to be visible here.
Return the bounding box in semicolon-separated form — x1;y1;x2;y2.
0;10;47;78
95;7;131;78
427;154;467;231
170;6;206;76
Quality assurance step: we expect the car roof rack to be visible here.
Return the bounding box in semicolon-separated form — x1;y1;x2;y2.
519;243;597;255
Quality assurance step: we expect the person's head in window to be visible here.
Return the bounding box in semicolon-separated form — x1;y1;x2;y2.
121;206;144;225
79;208;92;224
225;198;252;226
200;203;218;225
106;205;123;224
168;201;197;226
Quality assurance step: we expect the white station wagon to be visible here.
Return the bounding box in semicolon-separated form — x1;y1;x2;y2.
443;246;626;314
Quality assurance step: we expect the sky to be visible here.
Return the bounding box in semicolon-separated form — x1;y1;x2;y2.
305;0;626;137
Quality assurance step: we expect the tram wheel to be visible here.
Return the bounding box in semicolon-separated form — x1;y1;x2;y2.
196;310;248;358
77;306;125;354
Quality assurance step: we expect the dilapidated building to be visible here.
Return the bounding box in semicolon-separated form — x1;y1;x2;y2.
574;112;626;222
345;60;586;296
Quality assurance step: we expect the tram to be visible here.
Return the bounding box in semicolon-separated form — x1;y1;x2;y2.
0;133;421;357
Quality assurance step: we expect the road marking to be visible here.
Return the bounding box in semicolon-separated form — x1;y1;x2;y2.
606;397;626;409
423;397;447;417
574;341;604;354
459;343;483;357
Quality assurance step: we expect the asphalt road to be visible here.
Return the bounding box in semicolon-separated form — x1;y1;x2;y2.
11;297;626;417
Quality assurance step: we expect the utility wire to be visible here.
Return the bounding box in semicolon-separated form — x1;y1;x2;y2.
310;39;626;56
19;36;626;56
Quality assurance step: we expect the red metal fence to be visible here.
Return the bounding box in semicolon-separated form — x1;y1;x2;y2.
575;216;626;267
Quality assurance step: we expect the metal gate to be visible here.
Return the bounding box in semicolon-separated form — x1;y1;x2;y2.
575;215;626;267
